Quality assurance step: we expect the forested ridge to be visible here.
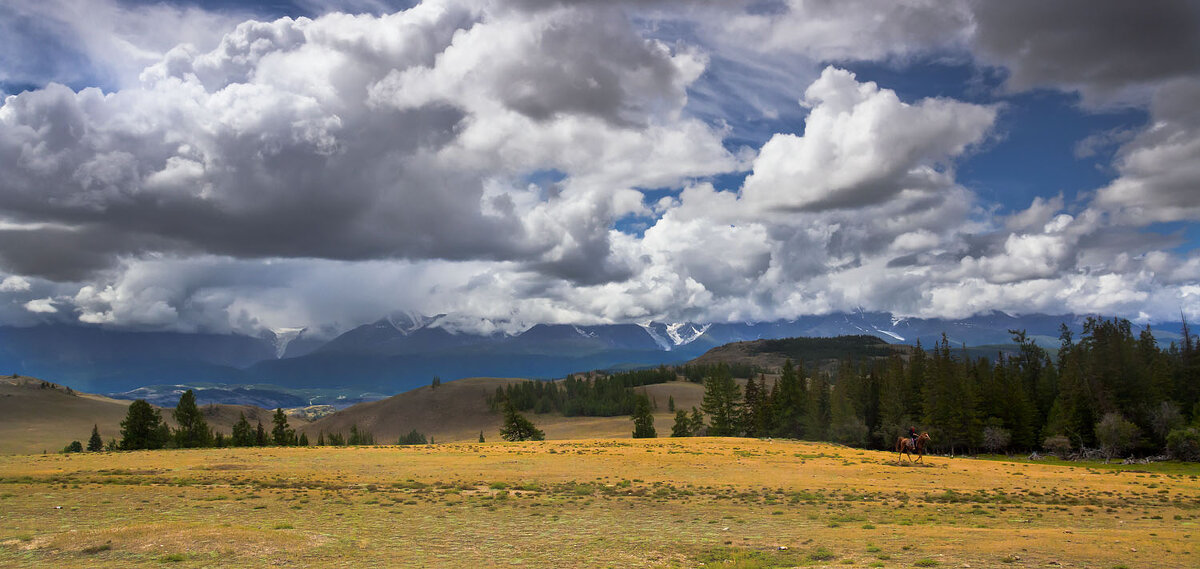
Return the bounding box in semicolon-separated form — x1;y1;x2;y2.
494;317;1200;459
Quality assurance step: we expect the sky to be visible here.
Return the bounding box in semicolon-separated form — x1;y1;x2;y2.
0;0;1198;337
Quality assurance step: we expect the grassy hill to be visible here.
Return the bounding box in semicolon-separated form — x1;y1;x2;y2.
0;376;310;455
301;377;709;443
0;376;133;455
689;334;906;371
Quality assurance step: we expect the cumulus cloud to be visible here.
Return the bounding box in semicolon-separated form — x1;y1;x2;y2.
0;0;1196;336
23;297;58;314
0;1;736;284
1094;79;1200;224
740;67;996;212
0;275;30;292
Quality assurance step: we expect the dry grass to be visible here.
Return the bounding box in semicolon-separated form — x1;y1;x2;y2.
1;438;1197;568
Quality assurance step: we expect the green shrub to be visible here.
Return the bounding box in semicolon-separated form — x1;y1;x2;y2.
1166;427;1200;462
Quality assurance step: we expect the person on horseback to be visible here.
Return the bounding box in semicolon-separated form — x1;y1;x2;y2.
908;426;918;449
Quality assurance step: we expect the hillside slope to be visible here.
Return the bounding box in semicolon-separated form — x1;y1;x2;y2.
0;376;310;455
0;376;133;454
301;377;706;443
688;334;906;371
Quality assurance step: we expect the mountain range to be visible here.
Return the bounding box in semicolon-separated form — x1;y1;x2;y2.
0;311;1184;399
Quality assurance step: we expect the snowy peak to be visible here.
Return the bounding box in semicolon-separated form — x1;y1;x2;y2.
269;327;306;359
638;321;711;351
383;312;442;335
666;322;711;346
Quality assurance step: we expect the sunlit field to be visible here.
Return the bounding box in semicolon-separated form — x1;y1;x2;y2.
1;439;1197;568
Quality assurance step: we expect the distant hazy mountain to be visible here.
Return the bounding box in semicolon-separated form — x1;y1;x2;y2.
0;311;1185;397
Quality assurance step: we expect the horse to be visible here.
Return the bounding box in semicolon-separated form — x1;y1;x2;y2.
896;432;931;463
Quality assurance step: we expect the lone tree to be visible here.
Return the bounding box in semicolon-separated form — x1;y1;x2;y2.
982;423;1012;455
631;394;657;438
1096;412;1140;462
500;400;545;441
231;413;254;447
173;390;212;448
120;399;169;450
272;408;295;446
87;424;103;452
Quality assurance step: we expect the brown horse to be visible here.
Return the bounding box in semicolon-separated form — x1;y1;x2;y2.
896;432;930;462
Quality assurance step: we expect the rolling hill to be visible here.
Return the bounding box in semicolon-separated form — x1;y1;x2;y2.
0;375;310;455
688;334;907;371
300;377;708;443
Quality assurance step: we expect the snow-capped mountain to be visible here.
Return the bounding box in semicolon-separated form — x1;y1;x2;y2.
3;311;1183;398
268;327;307;359
637;322;712;351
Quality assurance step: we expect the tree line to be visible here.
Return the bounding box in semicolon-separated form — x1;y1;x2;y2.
63;389;432;452
488;366;678;416
658;317;1200;461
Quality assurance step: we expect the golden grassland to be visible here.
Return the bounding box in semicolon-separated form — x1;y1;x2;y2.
1;438;1197;568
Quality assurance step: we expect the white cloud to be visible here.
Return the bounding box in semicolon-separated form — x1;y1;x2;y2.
1094;79;1200;224
0;0;1195;336
23;297;58;314
740;67;996;212
0;275;30;292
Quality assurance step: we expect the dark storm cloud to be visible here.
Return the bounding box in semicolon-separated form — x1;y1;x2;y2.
972;0;1200;99
0;3;733;284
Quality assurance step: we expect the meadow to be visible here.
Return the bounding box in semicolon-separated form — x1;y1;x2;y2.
1;438;1197;568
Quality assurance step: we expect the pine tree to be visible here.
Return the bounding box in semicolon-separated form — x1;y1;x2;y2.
668;395;675;413
272;408;295;446
348;424;374;445
255;421;267;446
753;375;776;436
120;399;169;450
741;376;761;437
500;400;545;441
173;390;212;448
478;430;485;443
87;424;103;452
317;431;326;446
805;374;831;441
631;394;657;438
829;374;868;446
398;429;428;445
671;409;691;437
231;413;254;447
298;432;309;446
688;406;705;436
772;359;806;438
702;364;741;436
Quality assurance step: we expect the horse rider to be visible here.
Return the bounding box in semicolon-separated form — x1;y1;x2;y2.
908;426;918;449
